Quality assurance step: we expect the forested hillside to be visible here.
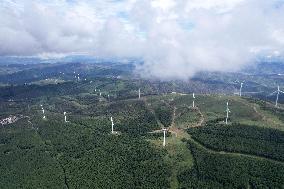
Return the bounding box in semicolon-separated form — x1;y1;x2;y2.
0;63;284;188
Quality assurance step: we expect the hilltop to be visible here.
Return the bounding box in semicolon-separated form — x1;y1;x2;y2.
0;67;284;188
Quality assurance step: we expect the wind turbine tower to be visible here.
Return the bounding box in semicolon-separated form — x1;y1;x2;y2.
225;102;230;124
271;86;284;107
111;117;114;134
162;128;167;147
40;105;46;119
239;82;243;97
64;112;67;122
192;93;196;108
139;88;141;99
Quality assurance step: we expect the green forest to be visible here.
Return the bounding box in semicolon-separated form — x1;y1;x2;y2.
0;64;284;188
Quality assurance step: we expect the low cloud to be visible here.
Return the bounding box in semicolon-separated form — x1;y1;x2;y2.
0;0;284;79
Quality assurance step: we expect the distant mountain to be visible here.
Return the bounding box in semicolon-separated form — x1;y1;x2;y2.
243;61;284;75
0;55;142;65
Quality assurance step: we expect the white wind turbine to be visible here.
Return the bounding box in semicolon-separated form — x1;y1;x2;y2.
64;112;68;122
111;117;114;134
40;104;46;119
162;128;167;147
225;102;230;124
234;80;264;96
239;82;244;97
138;88;141;99
269;86;284;107
192;93;196;108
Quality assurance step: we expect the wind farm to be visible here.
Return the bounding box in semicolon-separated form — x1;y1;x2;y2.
1;0;284;188
0;64;284;188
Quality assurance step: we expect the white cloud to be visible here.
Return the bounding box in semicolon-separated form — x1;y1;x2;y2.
0;0;284;79
185;0;244;12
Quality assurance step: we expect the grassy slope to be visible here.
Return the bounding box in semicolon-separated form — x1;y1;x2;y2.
146;93;284;188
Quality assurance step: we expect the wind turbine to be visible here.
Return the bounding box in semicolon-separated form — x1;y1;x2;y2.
234;80;264;96
239;82;244;97
192;93;196;108
111;117;114;134
269;86;284;107
225;102;230;124
40;105;46;119
162;128;167;147
138;88;141;99
64;112;68;122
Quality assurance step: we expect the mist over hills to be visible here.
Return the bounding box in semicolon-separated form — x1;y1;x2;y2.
1;0;284;188
1;59;284;104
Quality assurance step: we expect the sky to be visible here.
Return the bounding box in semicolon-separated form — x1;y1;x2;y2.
0;0;284;79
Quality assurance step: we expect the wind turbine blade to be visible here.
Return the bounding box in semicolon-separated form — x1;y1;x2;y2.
279;90;284;94
267;91;278;96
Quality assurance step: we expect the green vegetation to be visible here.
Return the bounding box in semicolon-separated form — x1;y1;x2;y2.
155;104;173;127
1;62;284;188
178;140;284;189
188;123;284;162
174;95;259;122
175;108;200;129
164;136;194;189
0;120;66;189
145;96;174;127
0;115;170;188
100;100;159;135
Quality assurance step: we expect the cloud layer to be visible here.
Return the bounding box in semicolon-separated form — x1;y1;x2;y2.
1;0;284;79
